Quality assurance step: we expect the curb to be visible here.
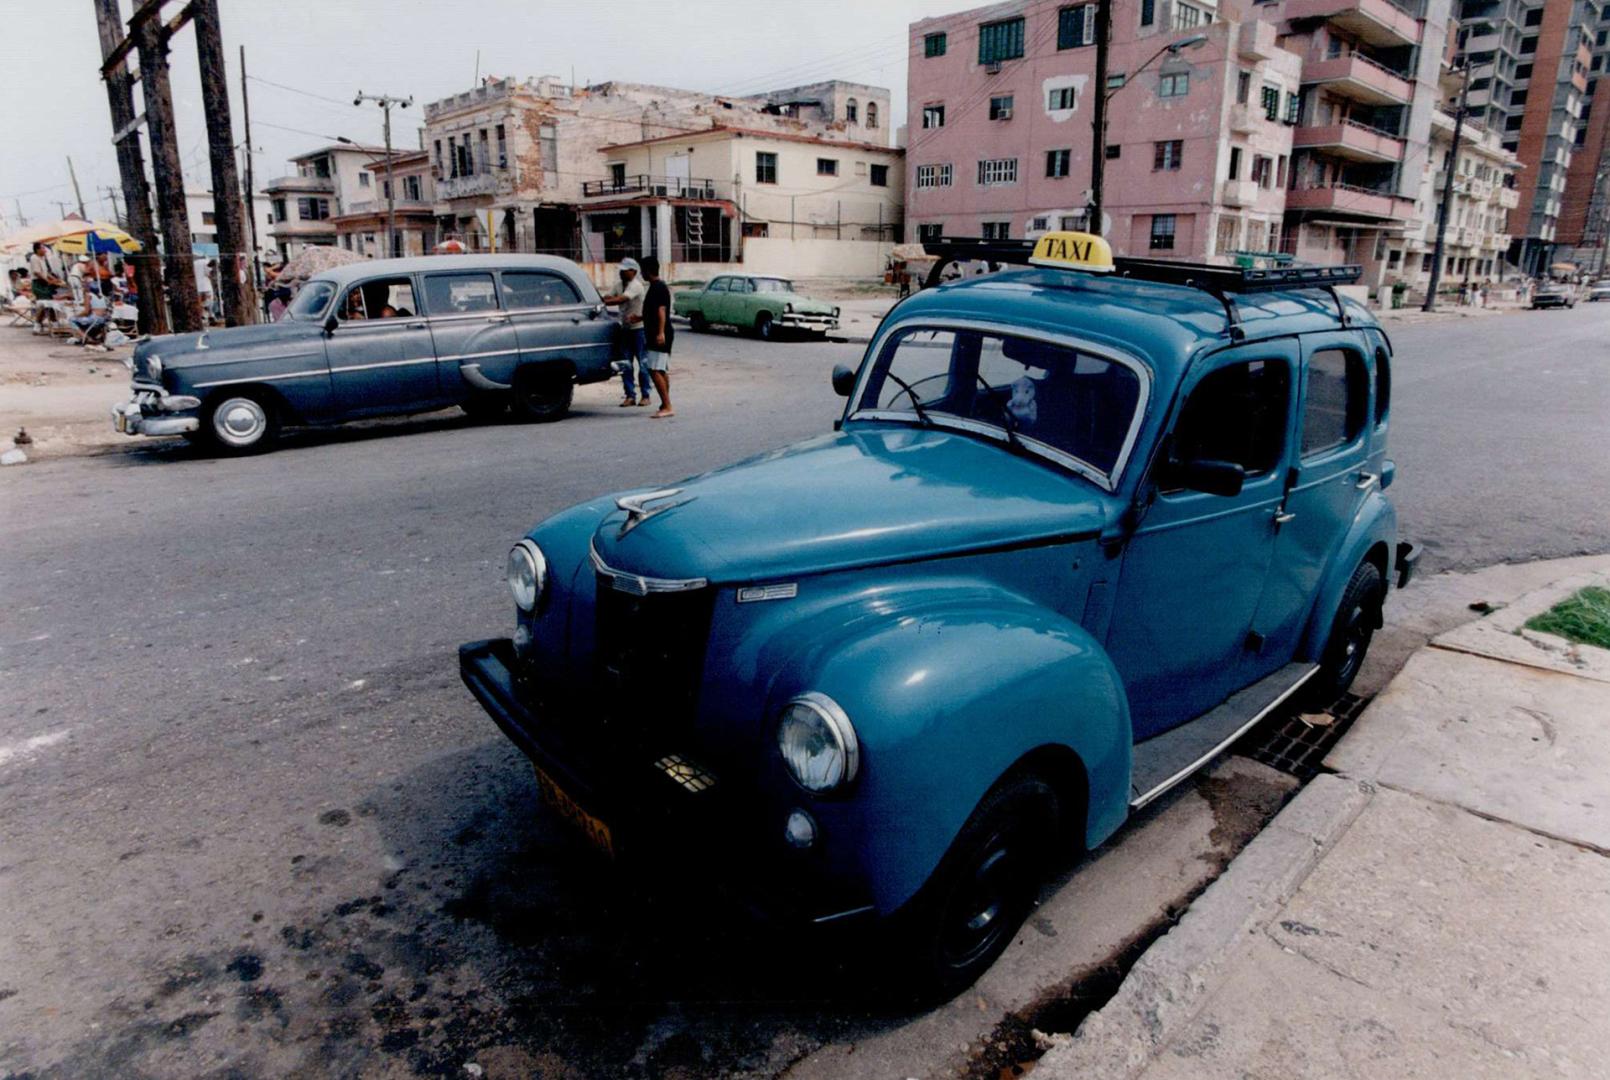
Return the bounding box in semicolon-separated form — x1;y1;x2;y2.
1035;773;1374;1078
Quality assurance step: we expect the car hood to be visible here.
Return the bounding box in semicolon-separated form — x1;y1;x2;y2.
587;425;1117;584
135;321;325;368
774;292;836;314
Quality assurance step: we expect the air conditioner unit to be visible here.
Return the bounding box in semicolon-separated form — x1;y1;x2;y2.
985;60;1003;74
998;107;1014;120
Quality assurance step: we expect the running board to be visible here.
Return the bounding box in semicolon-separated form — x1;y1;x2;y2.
1129;662;1318;811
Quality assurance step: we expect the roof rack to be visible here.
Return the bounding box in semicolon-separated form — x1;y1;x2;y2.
920;238;1362;341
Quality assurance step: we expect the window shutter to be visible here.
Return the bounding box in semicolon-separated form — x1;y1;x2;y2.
1085;4;1096;45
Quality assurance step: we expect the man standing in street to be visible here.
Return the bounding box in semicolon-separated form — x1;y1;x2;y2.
641;256;674;419
601;258;649;406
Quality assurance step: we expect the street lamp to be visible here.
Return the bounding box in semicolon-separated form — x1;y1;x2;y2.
1089;27;1209;236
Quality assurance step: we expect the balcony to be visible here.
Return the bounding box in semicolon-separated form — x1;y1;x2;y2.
1286;0;1423;47
1228;103;1260;134
1220;179;1260;207
1498;187;1520;209
1292;119;1406;163
1301;53;1414;106
333;199;435;218
1238;20;1280;61
437;172;503;200
1286;182;1416;219
269;219;337;237
580;174;730;201
264;174;336;194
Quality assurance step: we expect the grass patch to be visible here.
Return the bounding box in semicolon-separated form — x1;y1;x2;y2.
1524;586;1610;650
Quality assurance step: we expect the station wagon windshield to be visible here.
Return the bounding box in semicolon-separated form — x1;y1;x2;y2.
284;280;335;320
851;326;1145;482
752;278;795;293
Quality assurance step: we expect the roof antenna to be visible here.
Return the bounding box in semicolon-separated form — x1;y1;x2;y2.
473;49;480;86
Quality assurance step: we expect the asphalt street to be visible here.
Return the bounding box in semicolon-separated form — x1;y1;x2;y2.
1;304;1607;1078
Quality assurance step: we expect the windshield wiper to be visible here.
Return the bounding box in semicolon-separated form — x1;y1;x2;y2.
975;372;1026;453
882;372;935;427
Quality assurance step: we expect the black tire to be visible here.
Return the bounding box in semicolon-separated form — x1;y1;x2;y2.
755;311;775;341
199;389;279;455
461;393;509;421
1304;560;1384;706
510;365;573;423
688;311;709;333
889;775;1060;1003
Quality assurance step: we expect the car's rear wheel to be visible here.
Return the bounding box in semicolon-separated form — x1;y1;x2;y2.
891;775;1059;1002
688;311;709;333
200;390;279;454
1304;560;1384;706
510;364;573;422
755;312;775;341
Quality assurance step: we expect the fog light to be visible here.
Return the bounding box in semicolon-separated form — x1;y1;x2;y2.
512;622;533;656
785;808;817;849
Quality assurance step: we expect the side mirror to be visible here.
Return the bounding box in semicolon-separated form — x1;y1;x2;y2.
1175;457;1245;497
831;363;857;398
322;313;339;335
590;302;605;319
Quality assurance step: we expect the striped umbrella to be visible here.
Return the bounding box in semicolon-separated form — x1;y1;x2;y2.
53;224;142;256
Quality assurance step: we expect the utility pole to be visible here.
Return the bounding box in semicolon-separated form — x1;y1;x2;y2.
67;157;87;218
1089;0;1111;234
355;91;413;257
93;0;167;335
239;44;261;294
1423;67;1469;312
12;198;25;228
134;8;204;332
192;0;256;325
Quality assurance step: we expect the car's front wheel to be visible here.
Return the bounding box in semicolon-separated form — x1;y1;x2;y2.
510;364;573;422
755;312;776;341
200;390;279;454
688;311;709;333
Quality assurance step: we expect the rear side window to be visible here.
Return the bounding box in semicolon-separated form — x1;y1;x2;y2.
1301;348;1368;457
1374;346;1391;426
502;271;581;310
1164;358;1290;490
424;272;499;315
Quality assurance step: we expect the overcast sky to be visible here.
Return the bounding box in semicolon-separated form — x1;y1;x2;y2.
0;0;985;231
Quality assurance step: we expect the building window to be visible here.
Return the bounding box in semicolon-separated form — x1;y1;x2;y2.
867;102;879;129
917;223;943;242
1047;149;1072;177
1154;140;1183;170
916;163;953;188
1520;35;1536;54
296;197;330;221
1107;72;1127;90
925;31;947;57
977;157;1019;185
496;124;507;168
358;173;371;188
1060;214;1086;230
981;221;1010;239
1141;0;1155;26
1031;216;1050;231
403;175;422;201
458;133;472;177
1237;70;1252;104
1523;6;1542;26
433;139;443;177
756;152;778;184
846;98;859;123
870;164;889;187
922;104;946;128
1159;72;1189;98
989;95;1015;120
271;198;287;223
818;158;840;176
1150;214;1177;250
477;129;489;173
1105;143;1121;159
1284;94;1301;124
1261;84;1281;120
1172;2;1206;29
1058;4;1096;49
1048;86;1077;110
1251;155;1273;188
1228;146;1242;180
201;210;216;225
978;17;1026;64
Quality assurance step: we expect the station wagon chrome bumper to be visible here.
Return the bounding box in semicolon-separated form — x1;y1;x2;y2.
111;386;202;437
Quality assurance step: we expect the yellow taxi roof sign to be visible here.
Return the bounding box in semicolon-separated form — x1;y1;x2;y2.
1029;231;1114;274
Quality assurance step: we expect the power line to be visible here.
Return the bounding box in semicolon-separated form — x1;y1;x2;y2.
246;74;355;109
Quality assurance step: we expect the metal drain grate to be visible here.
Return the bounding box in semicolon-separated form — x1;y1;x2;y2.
1238;692;1368;780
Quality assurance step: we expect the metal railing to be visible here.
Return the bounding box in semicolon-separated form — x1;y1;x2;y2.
581;174;726;199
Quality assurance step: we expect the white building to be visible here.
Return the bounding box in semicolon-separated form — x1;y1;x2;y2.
183;189;275;261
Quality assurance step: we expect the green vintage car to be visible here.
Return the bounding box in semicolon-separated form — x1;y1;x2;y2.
674;274;840;340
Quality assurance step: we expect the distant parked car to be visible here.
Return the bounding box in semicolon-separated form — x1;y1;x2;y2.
1530;282;1576;309
1587;279;1610;302
674;274;839;339
112;255;617;453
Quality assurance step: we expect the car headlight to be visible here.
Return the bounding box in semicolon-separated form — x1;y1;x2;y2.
506;539;547;612
785;302;794;313
777;692;859;792
833;306;841;318
148;354;163;379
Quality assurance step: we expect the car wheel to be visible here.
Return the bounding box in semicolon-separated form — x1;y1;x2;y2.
688;311;709;333
201;390;279;454
461;393;509;421
755;312;775;341
1303;560;1384;706
891;775;1059;1003
510;364;573;423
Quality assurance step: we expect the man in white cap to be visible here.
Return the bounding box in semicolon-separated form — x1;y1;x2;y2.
601;257;650;406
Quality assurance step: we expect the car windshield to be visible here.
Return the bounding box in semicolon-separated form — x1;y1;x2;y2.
285;280;336;320
753;278;795;294
850;325;1146;482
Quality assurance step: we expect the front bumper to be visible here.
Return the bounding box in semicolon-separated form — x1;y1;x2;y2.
779;313;839;331
111;386;201;437
458;638;873;926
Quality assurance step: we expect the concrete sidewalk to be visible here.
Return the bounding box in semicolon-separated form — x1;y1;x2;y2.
1039;562;1610;1080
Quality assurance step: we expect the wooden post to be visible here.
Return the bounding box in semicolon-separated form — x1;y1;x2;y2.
192;0;256;325
67;157;88;219
94;0;167;336
135;8;204;332
239;45;262;297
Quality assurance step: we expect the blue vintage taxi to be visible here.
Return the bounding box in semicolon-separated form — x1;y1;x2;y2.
112;254;616;453
458;233;1418;996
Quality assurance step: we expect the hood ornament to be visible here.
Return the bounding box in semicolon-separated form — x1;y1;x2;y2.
616;488;694;538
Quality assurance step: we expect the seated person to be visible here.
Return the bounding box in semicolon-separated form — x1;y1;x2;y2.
70;285;111;348
378;304;398;318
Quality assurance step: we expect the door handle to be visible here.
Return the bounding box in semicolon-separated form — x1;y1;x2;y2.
1273;510;1297;525
486;314;510;324
406;321;427;330
1355;471;1378;491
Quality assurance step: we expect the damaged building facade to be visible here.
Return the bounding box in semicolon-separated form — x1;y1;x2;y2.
420;76;902;279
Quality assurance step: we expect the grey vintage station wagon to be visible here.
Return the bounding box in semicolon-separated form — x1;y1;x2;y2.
112;254;617;453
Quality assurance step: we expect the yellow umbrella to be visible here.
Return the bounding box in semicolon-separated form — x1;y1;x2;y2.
52;223;141;256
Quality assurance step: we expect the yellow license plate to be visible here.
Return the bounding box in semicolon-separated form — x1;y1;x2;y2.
532;763;615;858
115;411;128;433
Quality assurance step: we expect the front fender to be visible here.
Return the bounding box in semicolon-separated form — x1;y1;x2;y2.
744;580;1131;915
1297;490;1397;660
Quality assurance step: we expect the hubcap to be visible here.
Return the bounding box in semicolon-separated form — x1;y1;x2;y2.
214;397;267;446
941;841;1018;968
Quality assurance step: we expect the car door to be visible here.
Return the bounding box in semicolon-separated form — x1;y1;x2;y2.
1248;334;1376;662
501;269;613;376
723;276;755;327
326;275;441;416
699;276;730;322
1104;342;1298;740
421;270;522;396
